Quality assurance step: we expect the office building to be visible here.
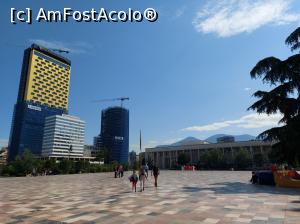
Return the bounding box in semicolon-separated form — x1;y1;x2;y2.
0;147;8;165
42;114;85;158
8;44;71;161
84;145;94;157
95;107;129;164
129;151;137;165
145;140;273;169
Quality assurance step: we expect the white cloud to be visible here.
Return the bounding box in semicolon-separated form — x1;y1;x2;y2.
244;87;251;91
29;39;94;54
193;0;300;37
175;6;186;18
182;113;282;132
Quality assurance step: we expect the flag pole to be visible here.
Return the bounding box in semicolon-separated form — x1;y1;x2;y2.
139;129;142;152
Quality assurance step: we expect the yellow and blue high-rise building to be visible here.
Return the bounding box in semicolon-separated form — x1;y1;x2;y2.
8;44;71;161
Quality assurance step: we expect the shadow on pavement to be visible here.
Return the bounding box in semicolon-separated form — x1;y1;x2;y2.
182;181;300;195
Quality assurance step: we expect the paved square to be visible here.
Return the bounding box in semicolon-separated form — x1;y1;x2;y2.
0;171;300;224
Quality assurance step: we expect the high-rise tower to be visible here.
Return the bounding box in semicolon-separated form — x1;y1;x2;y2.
8;44;71;161
95;107;129;164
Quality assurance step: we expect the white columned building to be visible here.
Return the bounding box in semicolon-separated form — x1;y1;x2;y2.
42;114;85;158
145;140;274;169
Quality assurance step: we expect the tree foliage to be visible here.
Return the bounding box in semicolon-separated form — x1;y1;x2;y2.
197;149;253;170
177;152;190;166
234;149;252;170
0;150;127;177
249;27;300;165
199;149;224;169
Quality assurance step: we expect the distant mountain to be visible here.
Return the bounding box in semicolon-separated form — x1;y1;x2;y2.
155;137;207;148
205;134;256;143
155;134;257;148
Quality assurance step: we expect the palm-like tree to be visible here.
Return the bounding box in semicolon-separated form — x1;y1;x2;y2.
249;27;300;165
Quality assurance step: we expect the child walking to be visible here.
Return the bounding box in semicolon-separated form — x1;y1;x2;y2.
129;170;138;192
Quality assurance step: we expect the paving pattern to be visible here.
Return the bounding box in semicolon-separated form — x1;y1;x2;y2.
0;171;300;224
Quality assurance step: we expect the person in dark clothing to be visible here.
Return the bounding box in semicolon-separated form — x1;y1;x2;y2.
153;165;160;187
118;165;123;178
250;171;258;184
114;165;118;178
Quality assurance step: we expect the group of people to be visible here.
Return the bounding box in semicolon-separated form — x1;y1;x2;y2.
129;164;160;192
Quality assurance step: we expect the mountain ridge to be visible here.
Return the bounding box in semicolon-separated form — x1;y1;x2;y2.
155;134;257;147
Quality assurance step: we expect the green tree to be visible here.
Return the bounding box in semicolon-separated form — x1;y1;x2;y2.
253;153;265;168
199;149;226;169
75;160;85;173
234;149;252;170
208;149;223;169
2;165;16;176
59;159;74;174
11;150;37;176
44;158;60;174
177;152;190;166
249;27;300;166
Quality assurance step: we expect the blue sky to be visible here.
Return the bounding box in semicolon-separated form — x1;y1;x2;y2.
1;0;300;150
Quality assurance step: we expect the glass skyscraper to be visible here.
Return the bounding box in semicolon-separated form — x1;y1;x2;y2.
8;44;71;161
96;107;129;164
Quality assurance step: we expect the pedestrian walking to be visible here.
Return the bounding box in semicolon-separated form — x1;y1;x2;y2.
145;163;149;178
139;165;146;191
129;170;138;192
120;165;124;177
118;165;123;178
153;165;160;187
114;165;118;178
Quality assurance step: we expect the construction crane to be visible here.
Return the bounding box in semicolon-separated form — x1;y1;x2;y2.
92;97;129;107
5;42;70;54
51;48;69;54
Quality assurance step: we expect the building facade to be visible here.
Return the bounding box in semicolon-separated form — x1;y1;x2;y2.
94;107;129;164
129;151;137;165
145;140;273;169
84;145;94;157
42;114;85;158
8;44;71;161
217;135;235;143
0;147;8;165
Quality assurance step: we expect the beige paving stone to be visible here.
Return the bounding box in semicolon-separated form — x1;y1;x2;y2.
0;171;300;224
202;218;219;224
